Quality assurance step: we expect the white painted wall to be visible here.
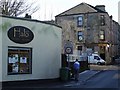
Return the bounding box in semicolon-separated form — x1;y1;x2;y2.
1;16;62;81
0;17;2;82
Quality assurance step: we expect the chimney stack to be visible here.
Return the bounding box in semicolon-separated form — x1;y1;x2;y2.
95;5;106;12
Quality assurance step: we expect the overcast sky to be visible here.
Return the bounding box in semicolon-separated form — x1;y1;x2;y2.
29;0;119;22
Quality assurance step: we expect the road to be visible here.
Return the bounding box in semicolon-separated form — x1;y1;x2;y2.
79;70;119;88
2;65;119;89
63;70;119;88
63;65;120;89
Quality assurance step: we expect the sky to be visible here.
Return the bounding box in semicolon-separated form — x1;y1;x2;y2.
28;0;119;22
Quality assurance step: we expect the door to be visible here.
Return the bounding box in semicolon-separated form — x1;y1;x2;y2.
94;56;100;64
100;53;105;60
88;56;94;64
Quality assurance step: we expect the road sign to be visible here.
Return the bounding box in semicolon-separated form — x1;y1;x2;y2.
64;40;73;54
65;47;72;54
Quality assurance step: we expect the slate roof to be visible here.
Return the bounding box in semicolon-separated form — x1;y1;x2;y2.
56;2;107;17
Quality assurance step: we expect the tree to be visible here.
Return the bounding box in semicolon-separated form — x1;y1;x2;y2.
0;0;39;17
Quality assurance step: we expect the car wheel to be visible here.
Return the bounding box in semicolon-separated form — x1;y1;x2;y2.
97;62;101;65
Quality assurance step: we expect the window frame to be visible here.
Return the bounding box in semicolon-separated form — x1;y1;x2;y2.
7;46;32;75
78;31;83;41
99;30;105;41
77;16;83;27
100;15;105;26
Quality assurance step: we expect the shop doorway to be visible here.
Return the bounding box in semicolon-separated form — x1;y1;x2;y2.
99;46;106;60
100;53;105;60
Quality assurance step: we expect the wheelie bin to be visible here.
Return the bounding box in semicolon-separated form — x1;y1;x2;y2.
60;67;71;81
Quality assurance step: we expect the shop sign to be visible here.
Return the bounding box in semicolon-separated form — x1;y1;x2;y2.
7;26;34;44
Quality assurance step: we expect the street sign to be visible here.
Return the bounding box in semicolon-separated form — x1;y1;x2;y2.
64;40;73;54
65;47;72;54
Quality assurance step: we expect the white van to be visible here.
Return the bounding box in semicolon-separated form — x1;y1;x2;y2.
88;53;106;65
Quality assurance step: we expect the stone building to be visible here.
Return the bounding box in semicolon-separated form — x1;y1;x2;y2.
55;2;120;64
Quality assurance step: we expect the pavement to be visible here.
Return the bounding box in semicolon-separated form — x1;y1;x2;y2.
2;70;103;89
50;70;103;88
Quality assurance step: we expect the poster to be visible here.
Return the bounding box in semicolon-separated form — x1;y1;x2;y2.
8;54;19;63
12;64;19;72
20;57;27;63
9;57;14;63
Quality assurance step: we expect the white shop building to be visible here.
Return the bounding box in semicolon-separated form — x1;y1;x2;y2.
0;15;62;82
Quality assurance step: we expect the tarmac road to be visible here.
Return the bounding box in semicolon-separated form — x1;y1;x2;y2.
67;70;120;88
54;65;119;88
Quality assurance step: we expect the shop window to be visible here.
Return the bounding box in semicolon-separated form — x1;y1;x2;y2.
8;47;32;75
77;16;83;27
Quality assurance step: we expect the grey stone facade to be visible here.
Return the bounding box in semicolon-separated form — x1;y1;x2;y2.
55;3;120;64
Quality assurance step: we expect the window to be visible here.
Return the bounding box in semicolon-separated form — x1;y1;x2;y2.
94;56;100;60
78;31;83;41
77;16;83;27
99;30;105;40
77;46;82;51
100;15;105;26
8;47;32;75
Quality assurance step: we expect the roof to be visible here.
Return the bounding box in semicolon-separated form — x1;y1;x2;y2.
0;14;61;28
56;2;107;17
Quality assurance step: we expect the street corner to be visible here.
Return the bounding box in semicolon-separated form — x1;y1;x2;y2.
79;70;103;82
